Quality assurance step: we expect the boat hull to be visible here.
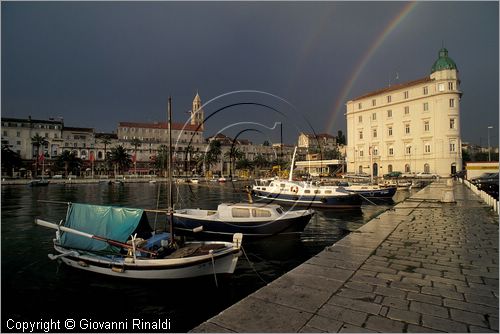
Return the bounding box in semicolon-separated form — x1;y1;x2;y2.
346;186;397;198
252;191;362;209
173;212;314;238
53;244;241;280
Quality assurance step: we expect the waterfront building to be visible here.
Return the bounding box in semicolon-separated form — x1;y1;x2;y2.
346;48;463;177
1;116;64;159
298;132;337;151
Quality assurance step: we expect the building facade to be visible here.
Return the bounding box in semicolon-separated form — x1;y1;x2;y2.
346;48;463;177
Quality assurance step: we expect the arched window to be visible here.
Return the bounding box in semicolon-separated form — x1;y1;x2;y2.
388;164;393;173
405;164;411;173
358;165;363;174
97;151;103;159
424;163;430;173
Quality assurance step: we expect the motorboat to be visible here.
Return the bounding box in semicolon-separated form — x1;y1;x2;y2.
251;147;361;209
252;178;362;208
173;202;314;238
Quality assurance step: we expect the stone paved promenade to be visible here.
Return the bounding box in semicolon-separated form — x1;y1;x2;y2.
192;180;499;333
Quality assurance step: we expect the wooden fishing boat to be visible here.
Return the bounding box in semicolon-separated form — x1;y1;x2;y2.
35;203;242;279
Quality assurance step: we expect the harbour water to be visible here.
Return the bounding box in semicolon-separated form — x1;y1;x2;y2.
1;181;413;332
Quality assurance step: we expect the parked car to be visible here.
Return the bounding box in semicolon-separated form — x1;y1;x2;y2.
383;171;402;178
471;172;499;187
415;172;439;179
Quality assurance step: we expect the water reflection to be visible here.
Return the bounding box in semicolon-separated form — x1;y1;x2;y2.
1;182;413;332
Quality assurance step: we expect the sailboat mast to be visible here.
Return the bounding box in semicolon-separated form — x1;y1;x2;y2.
288;146;297;181
168;97;174;243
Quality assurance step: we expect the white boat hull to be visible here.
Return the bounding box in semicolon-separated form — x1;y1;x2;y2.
53;244;241;280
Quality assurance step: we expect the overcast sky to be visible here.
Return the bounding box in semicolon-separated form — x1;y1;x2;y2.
2;1;498;146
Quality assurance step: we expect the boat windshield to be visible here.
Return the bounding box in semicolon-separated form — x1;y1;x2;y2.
276;207;283;214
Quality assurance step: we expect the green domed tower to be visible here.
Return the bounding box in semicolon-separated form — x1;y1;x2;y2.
431;48;458;73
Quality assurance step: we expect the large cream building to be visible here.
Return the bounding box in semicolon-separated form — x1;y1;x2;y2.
346;48;462;177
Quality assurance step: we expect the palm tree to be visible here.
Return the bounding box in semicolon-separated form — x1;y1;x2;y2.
56;150;82;177
184;144;195;176
253;154;270;177
31;134;48;177
1;145;22;177
108;145;132;176
155;145;169;177
130;138;142;175
224;146;244;178
99;136;112;175
205;140;222;173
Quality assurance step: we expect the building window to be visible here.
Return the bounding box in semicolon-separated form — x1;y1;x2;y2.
449;98;455;108
372;99;376;106
372;129;377;138
387;109;392;118
2;130;7;136
423;102;429;111
405;164;411;173
438;83;445;92
388;147;394;156
424;143;431;153
359;150;364;157
424;163;430;173
424;121;430;132
404;106;410;115
388;164;393;172
404;91;409;99
388;126;393;136
359;131;363;140
406;146;411;154
448;82;454;90
16;141;21;145
358;103;362;109
373;147;378;155
405;124;410;134
450;142;456;152
423;86;428;95
450;118;455;129
387;95;392;103
372;113;377;121
16;131;20;137
358;116;362;123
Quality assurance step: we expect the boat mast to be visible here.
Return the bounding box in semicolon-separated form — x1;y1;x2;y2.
168;96;175;245
288;146;297;181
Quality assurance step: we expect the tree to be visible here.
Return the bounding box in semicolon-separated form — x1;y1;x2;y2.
336;130;346;145
1;145;22;177
205;140;222;171
252;154;270;170
99;136;112;175
155;145;169;177
31;134;48;177
56;150;82;177
224;146;244;177
263;140;270;146
108;145;132;175
130;138;142;175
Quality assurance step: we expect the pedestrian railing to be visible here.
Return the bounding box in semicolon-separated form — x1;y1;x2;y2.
459;178;499;214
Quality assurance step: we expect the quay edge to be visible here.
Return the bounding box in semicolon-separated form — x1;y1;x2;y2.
191;179;499;333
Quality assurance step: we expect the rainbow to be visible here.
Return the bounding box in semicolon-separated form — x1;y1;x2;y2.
325;1;418;134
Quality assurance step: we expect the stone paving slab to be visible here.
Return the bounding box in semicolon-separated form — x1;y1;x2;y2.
191;180;499;332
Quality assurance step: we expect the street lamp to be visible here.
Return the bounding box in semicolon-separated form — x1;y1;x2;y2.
488;126;493;162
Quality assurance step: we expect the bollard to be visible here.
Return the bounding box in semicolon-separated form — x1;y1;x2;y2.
441;189;455;203
446;179;453;187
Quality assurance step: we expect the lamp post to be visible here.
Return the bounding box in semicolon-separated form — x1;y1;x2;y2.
488;126;493;162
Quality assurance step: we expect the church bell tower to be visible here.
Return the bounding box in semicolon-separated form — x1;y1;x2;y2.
191;92;204;130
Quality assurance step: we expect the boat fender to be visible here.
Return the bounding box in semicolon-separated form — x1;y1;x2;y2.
111;266;125;273
77;261;89;268
291;186;299;193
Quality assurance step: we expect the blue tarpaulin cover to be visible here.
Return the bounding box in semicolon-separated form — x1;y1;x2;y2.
61;203;148;251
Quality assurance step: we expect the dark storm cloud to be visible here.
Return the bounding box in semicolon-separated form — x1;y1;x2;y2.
2;1;498;146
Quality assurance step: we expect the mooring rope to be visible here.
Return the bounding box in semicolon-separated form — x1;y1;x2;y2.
241;246;268;284
210;251;218;288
